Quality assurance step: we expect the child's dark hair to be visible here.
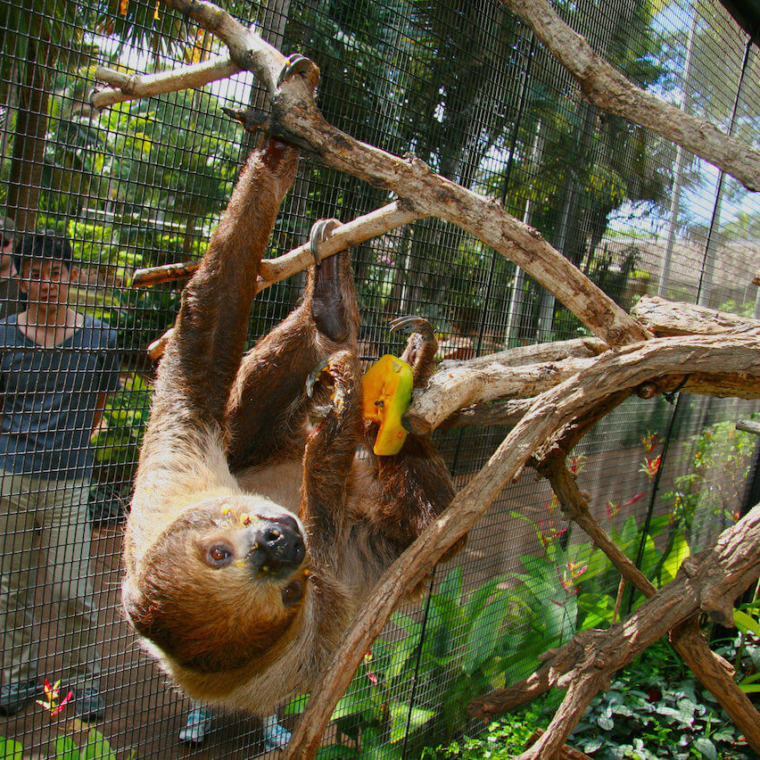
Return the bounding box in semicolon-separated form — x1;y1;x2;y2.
15;230;74;274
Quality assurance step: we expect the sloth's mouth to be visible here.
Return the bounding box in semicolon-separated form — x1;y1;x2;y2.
245;516;306;579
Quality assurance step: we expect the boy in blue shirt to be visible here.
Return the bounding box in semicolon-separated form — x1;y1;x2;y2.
0;230;120;721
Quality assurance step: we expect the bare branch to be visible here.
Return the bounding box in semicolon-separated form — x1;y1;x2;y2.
131;199;422;289
91;56;240;109
161;0;291;94
406;323;760;435
468;503;760;759
284;335;760;760
632;294;760;336
502;0;760;191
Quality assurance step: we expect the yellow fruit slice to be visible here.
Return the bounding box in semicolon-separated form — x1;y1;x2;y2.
362;354;414;456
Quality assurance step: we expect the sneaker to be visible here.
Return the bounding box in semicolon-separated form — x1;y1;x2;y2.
179;706;212;744
0;679;40;716
74;686;105;722
262;713;291;751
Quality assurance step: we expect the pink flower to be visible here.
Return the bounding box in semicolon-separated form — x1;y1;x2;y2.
363;652;378;685
641;432;660;452
36;678;73;718
640;455;661;481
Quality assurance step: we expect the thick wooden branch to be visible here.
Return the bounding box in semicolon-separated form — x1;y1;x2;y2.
526;458;760;754
502;0;760;191
131;199;422;288
468;503;760;759
284;335;760;760
632;294;760;336
108;0;649;350
407;323;760;435
91;56;240;109
670;617;760;752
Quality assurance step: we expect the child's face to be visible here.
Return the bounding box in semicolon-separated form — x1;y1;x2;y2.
18;258;73;309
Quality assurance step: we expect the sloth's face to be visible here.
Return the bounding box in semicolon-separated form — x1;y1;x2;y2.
124;496;312;674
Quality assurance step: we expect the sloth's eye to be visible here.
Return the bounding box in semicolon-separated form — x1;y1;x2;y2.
282;580;304;607
205;543;234;568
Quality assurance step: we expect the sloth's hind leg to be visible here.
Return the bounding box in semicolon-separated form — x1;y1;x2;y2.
225;224;358;471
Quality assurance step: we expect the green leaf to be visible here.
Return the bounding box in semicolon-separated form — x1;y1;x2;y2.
0;737;24;760
315;746;358;759
332;688;375;721
388;702;436;743
435;567;463;605
81;729;117;760
693;737;718;760
52;735;79;760
385;627;422;681
463;594;512;675
734;608;760;636
660;530;690;586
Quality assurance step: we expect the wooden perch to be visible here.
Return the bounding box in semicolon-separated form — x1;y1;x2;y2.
92;56;240;108
284;333;760;760
468;502;760;759
632;294;760;336
131;199;423;288
502;0;760;191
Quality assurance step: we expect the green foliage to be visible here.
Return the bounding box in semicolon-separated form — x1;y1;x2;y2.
714;585;760;696
419;713;540;759
52;728;136;760
570;642;754;760
0;728;136;760
0;736;23;760
90;372;152;487
285;566;519;755
663;420;755;539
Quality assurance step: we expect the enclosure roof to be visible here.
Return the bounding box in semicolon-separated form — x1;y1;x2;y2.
720;0;760;42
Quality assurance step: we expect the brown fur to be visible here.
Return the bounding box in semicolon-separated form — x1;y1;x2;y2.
122;136;455;716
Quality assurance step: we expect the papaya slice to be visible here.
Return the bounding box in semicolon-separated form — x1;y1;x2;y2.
362;354;414;456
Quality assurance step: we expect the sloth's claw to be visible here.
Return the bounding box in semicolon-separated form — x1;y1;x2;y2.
277;53;316;87
389;315;435;340
309;218;341;268
306;358;330;399
390;316;437;388
306;352;355;423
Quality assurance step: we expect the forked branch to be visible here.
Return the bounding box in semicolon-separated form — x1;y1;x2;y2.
283;333;760;759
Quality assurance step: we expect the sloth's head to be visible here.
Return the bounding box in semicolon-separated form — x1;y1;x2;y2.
123;495;310;674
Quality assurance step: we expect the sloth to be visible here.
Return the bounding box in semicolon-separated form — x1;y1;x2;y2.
121;129;456;716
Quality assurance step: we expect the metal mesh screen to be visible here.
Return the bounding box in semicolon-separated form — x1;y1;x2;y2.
0;0;758;757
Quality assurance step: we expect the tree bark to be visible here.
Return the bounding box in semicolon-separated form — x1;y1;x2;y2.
7;17;52;233
468;503;760;759
501;0;760;191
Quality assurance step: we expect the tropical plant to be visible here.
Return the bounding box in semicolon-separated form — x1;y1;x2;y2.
570;640;754;760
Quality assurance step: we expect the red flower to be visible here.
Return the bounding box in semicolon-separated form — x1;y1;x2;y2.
640;455;661;481
36;678;73;718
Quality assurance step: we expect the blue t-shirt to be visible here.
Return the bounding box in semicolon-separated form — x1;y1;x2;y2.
0;314;121;480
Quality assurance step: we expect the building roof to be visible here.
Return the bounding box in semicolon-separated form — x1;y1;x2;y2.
720;0;760;43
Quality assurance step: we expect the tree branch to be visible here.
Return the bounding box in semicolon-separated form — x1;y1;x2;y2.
91;56;240;109
468;503;760;759
284;335;760;760
502;0;760;191
131;199;423;288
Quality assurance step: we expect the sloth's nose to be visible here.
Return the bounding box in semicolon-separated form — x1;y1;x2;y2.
250;519;305;578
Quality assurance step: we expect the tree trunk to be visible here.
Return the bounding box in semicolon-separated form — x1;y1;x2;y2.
6;18;51;233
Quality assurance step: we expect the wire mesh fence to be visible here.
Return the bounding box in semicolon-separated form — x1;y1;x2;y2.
0;0;758;757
